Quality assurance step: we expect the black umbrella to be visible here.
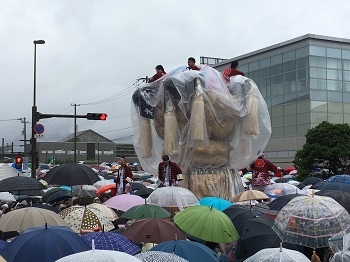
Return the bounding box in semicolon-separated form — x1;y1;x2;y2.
315;190;350;213
0;176;46;194
268;193;302;211
235;216;305;260
302;176;323;186
131;182;146;191
274;178;290;183
43;188;70;202
222;205;260;236
134;187;154;198
43;164;100;186
45;190;72;203
312;181;350;193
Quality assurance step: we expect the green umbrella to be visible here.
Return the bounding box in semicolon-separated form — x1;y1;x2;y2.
174;205;238;243
120;203;171;219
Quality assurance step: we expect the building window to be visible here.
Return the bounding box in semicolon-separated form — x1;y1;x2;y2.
327;58;342;69
104;150;114;155
41;150;47;154
54;150;65;154
327;48;341;58
310;56;326;68
67;150;75;155
310;46;326;57
47;150;53;154
80;150;86;155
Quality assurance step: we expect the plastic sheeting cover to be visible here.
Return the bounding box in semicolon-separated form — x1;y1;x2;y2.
131;65;271;176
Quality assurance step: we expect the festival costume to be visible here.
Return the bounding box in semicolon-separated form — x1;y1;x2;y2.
250;158;277;189
149;72;166;83
114;165;133;194
158;161;182;187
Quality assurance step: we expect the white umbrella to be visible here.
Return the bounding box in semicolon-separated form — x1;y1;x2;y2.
0;164;21;180
244;246;310;262
0;192;16;202
56;249;141;262
135;251;189;262
146;187;198;210
330;250;350;262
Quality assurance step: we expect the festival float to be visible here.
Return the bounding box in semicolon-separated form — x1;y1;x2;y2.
131;65;271;200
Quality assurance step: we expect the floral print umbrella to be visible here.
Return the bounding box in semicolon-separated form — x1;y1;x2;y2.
59;205;114;234
272;194;350;248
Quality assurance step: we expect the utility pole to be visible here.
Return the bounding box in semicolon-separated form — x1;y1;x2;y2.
17;117;29;153
71;103;81;164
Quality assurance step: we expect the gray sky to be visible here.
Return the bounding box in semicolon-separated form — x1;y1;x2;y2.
1;0;349;152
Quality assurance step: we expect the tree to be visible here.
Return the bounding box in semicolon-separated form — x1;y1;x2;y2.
293;121;350;181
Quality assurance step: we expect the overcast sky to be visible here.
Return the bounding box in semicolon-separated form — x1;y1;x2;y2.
1;0;349;152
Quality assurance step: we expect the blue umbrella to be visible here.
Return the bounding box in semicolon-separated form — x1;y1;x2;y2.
326;175;350;185
313;182;350;193
81;232;140;255
0;240;8;252
150;240;219;262
198;197;232;211
0;225;90;262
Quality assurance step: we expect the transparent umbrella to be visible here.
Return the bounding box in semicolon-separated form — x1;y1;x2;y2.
147;186;198;210
135;251;189;262
273;194;350;248
243;245;310;262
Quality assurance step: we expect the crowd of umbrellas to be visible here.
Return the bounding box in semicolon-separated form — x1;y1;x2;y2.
0;163;349;261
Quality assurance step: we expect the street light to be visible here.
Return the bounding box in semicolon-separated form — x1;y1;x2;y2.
31;39;45;178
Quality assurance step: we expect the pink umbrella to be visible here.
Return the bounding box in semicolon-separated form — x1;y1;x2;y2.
104;194;145;211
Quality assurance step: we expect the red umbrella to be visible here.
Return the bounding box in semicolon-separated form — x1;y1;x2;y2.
96;183;116;196
284;166;296;173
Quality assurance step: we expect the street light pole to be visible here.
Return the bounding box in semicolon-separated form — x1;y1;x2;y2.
31;39;45;178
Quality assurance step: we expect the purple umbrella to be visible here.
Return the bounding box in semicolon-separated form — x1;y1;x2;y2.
104;194;144;211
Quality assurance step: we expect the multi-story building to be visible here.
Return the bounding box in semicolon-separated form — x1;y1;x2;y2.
211;34;350;167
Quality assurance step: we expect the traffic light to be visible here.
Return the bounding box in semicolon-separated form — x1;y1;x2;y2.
86;113;107;120
15;156;23;170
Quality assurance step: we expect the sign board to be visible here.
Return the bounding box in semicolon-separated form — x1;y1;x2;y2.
34;124;45;134
22;157;29;170
35;134;44;138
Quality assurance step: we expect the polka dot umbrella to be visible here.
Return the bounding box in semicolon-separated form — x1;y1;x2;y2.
59;205;114;234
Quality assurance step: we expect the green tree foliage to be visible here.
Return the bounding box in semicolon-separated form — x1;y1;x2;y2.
293;121;350;181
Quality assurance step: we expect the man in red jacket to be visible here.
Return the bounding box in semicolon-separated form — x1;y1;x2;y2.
223;60;245;78
186;57;200;71
158;155;183;187
114;156;133;194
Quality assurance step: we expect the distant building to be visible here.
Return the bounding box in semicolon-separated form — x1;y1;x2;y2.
36;129;138;164
210;34;350;167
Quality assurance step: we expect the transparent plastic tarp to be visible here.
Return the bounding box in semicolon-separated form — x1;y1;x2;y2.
131;65;271;198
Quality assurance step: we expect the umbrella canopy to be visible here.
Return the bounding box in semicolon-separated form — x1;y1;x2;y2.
121;218;186;244
72;188;96;198
45;189;72;203
0;240;8;252
326;174;350;185
284;166;297;173
312;182;350;193
302;176;323;186
81;232;140;254
231;190;269;203
315;190;350;214
131;182;146;191
235;216;304;260
0;176;46;193
0;207;68;233
273;195;350;248
59;205;115;233
263;183;299;198
0;164;21;180
0;225;90;262
135;251;189;262
30;203;60;213
268;194;302;211
147;186;198;210
0;192;16;202
150;239;219;262
174;205;238;243
330;250;350;262
120;203;171;219
56;249;142;262
243;246;310;262
198;196;232;211
43;164;100;186
222;205;260;236
87;203;118;221
93;179;114;189
134;187;154;198
96;183;116;195
274;178;290;183
104;194;145;211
